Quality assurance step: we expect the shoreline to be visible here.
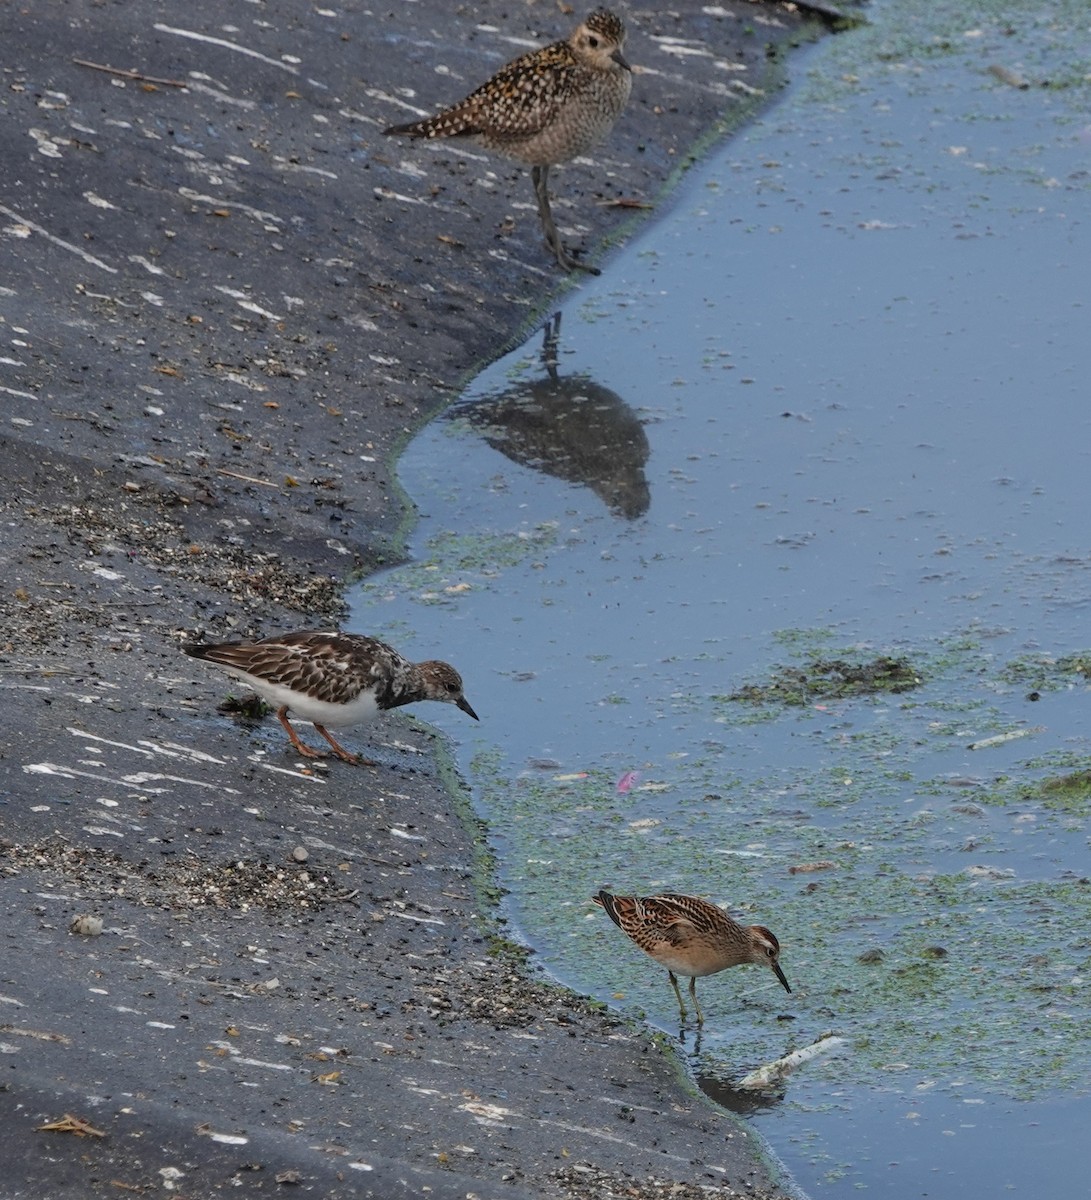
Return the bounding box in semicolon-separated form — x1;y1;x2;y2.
0;3;842;1194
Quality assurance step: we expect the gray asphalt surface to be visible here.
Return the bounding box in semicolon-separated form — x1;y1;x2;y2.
0;2;838;1195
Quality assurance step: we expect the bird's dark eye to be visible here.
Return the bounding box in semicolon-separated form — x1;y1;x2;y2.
766;946;777;958
588;35;599;48
446;681;459;693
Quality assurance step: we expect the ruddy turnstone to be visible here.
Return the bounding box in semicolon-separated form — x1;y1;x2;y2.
383;9;633;274
594;890;791;1025
184;630;478;765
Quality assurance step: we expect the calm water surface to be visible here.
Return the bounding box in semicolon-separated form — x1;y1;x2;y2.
352;2;1091;1194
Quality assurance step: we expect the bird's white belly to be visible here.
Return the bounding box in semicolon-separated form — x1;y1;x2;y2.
223;669;380;728
652;948;727;979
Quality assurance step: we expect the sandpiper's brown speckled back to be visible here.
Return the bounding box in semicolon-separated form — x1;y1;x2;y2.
595;890;791;991
384;9;632;167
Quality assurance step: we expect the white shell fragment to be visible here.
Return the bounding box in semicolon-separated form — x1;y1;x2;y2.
69;914;104;937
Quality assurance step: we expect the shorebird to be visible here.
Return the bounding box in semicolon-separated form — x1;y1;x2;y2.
184;630;478;765
383;8;633;274
594;890;791;1025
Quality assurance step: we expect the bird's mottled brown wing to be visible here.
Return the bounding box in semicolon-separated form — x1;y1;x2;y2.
595;892;699;952
187;632;396;706
391;42;578;142
466;43;579;139
638;896;702;948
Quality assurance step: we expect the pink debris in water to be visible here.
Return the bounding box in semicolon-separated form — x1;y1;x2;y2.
616;770;639;794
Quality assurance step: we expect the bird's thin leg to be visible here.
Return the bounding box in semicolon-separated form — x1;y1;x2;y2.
688;976;705;1027
668;970;688;1024
276;706;325;759
531;165;561;255
532;165;600;276
313;723;373;766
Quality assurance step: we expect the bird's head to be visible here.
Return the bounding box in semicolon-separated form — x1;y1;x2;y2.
749;925;792;993
422;661;479;720
573;9;631;74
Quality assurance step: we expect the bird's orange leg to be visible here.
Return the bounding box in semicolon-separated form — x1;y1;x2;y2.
276;706;325;759
314;723;374;767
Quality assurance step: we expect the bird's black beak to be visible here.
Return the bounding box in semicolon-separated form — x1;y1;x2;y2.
773;961;792;994
457;696;480;721
612;48;632;72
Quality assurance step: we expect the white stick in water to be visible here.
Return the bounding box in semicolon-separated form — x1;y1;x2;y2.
737;1034;847;1090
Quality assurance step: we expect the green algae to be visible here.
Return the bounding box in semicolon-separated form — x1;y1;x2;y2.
729;655;922;705
379;457;1089;1137
917;747;1091;818
999;651;1091;692
1034;768;1091;815
355;524;558;609
442;625;1091;1102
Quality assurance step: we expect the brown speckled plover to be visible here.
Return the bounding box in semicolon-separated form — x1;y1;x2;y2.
384;9;633;274
594;890;791;1026
184;630;478;765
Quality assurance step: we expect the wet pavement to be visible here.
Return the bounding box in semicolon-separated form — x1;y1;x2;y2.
0;1;846;1196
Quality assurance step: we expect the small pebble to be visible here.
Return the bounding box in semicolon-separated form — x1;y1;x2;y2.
292;846;308;863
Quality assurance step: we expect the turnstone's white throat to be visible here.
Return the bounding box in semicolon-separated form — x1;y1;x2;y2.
184;630;478;765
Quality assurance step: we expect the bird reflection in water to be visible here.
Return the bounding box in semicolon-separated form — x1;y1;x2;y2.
451;312;650;519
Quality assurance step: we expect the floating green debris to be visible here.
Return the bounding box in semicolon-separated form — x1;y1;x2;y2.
425;526;558;572
729;656;922;706
1036;768;1091;815
356;525;560;608
999;651;1091;692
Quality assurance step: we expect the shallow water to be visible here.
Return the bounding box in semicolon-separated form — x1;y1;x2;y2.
351;1;1091;1194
